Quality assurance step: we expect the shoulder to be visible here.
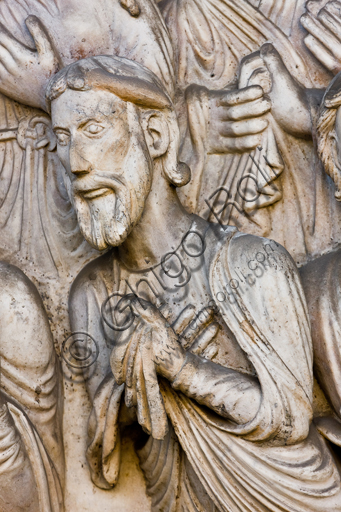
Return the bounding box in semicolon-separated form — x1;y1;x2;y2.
0;261;42;305
69;250;116;307
228;232;293;262
206;224;294;269
207;228;301;296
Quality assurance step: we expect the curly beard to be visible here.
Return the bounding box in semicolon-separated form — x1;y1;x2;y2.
71;143;152;251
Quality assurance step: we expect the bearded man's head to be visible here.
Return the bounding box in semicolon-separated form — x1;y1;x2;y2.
317;72;341;201
46;56;190;251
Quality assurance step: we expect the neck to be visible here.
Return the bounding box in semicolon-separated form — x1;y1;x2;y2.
118;161;192;270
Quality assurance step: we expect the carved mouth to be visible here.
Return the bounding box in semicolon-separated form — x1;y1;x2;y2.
81;187;111;200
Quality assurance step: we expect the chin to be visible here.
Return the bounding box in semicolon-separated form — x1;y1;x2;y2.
74;191;141;251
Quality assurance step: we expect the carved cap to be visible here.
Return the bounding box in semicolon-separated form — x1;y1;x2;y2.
46;55;172;113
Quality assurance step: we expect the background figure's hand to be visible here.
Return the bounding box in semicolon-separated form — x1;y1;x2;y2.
130;300;220;381
301;1;341;75
207;85;270;154
259;44;312;138
0;15;61;110
169;304;219;360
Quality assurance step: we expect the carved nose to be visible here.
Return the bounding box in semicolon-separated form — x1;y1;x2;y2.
70;146;91;175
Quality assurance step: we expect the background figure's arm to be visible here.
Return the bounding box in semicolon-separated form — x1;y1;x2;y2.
171;351;261;425
0;15;61;110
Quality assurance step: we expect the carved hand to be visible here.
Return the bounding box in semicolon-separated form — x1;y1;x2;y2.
130;298;186;382
301;1;341;75
259;44;312;138
0;15;61;110
131;300;219;382
207;85;271;154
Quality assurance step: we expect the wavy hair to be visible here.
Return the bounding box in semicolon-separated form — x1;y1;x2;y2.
317;72;341;200
46;55;190;188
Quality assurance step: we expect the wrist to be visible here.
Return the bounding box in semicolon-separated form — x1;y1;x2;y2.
170;351;199;387
157;344;187;382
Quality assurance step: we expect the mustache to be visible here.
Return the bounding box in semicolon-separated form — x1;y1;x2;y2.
72;171;127;195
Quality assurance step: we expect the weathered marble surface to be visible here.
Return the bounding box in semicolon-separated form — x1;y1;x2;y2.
1;0;341;511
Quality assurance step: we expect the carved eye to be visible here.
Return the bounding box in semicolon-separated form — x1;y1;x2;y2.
55;131;70;147
84;123;105;136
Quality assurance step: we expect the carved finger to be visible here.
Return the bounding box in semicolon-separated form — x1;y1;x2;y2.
218;118;268;137
218;85;263;106
124;321;145;387
158;303;173;322
202;343;219;361
322;0;341;20
238;52;263;89
130;296;157;321
125;361;138;409
125;331;142;409
301;13;341;59
0;44;18;74
224;98;271;121
318;9;341;41
190;322;219;355
25;16;58;61
136;347;152;435
209;133;263;154
171;304;196;335
304;35;341;73
180;307;215;349
0;24;31;61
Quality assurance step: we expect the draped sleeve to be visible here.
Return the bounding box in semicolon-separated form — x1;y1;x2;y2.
207;228;314;444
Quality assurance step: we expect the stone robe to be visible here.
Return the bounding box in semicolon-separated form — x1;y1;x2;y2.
69;217;341;511
301;249;341;421
0;262;64;511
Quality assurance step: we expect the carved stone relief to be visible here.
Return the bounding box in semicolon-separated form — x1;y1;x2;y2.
1;1;341;511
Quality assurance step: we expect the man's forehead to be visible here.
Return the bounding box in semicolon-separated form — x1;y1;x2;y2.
51;88;126;127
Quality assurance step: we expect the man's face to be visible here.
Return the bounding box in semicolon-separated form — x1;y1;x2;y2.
51;88;152;250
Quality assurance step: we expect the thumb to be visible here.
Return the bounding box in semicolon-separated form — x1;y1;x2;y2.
260;43;298;92
25;15;60;65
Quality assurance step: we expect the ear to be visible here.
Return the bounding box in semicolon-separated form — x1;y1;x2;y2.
141;111;170;159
